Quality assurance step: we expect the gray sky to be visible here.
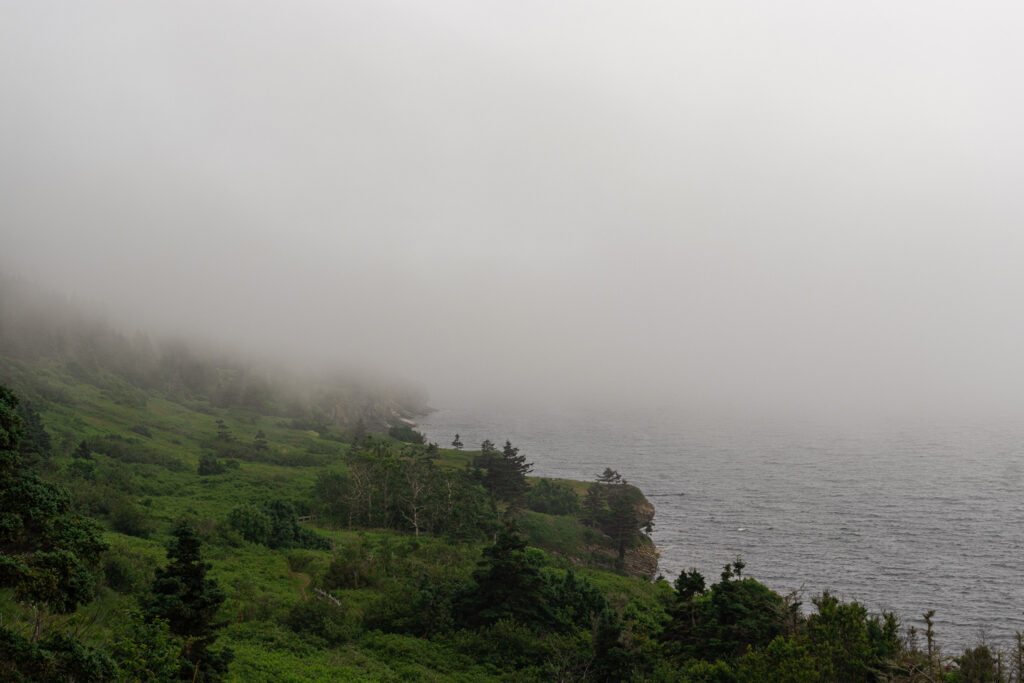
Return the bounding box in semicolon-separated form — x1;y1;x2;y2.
3;1;1024;420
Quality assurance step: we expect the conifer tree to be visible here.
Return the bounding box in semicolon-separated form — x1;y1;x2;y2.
0;385;113;679
142;521;233;681
252;429;268;452
14;399;51;463
459;520;555;630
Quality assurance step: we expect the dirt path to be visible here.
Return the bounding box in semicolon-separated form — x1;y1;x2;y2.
288;569;311;600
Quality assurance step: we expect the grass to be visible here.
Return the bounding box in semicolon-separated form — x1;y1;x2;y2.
0;355;665;680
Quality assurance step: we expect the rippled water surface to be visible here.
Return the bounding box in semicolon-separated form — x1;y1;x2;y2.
419;403;1024;651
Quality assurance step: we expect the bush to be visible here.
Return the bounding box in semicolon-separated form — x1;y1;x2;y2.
526;479;581;516
198;454;227;475
284;598;361;645
128;424;153;438
227;500;329;551
227;504;272;545
109;498;154;538
89;433;186;471
102;544;153;595
388;425;426;444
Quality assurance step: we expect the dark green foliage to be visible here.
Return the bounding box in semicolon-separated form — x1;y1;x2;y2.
227;499;329;550
314;451;497;539
526;478;581;515
662;562;789;662
14;399;50;463
402;572;465;637
227;504;272;545
265;499;329;550
348;418;367;446
0;628;116;682
591;607;637;682
67;456;97;480
141;521;233;681
107;610;183;682
108;497;154;538
128;423;152;437
0;385;108;613
88;433;186;470
0;385;111;679
954;645;1002;682
451;618;555;672
665;576;902;682
584;468;648;561
550;569;609;631
68;438;98;479
102;546;149;594
451;433;463;449
285;596;361;645
733;636;819;682
798;592;900;682
214;419;233;442
73;439;93;460
198;453;227;475
474;439;533;509
457;521;558;631
322;535;384;590
388;424;426;444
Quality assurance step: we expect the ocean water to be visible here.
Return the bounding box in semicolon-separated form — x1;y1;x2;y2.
418;402;1024;652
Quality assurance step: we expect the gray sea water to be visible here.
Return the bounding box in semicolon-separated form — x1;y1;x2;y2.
418;402;1024;652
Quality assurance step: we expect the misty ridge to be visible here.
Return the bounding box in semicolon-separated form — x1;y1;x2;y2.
0;276;429;434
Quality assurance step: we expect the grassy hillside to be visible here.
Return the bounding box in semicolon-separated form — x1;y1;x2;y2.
0;342;668;680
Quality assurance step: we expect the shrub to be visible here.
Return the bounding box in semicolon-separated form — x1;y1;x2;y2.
388;425;426;444
108;498;154;538
284;598;361;645
198;454;227;475
526;479;581;516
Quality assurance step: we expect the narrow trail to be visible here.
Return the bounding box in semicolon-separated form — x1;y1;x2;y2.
288;569;311;600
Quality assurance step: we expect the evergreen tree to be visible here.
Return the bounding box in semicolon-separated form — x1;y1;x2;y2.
73;438;93;459
451;433;463;450
661;561;789;662
477;440;533;509
0;385;113;680
585;469;641;560
67;438;97;480
349;418;367;447
14;399;50;463
252;429;268;452
458;520;556;630
214;419;233;442
141;521;233;681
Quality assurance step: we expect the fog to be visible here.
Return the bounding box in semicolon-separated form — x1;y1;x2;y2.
3;1;1024;422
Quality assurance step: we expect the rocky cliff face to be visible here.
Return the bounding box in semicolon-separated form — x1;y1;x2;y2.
580;492;659;580
582;537;659;580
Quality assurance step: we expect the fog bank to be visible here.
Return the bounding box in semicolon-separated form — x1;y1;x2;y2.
3;2;1024;422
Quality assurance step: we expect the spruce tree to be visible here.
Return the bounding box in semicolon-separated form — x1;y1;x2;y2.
142;521;233;681
459;520;555;630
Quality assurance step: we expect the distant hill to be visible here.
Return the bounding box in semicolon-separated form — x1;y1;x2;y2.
0;275;429;432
